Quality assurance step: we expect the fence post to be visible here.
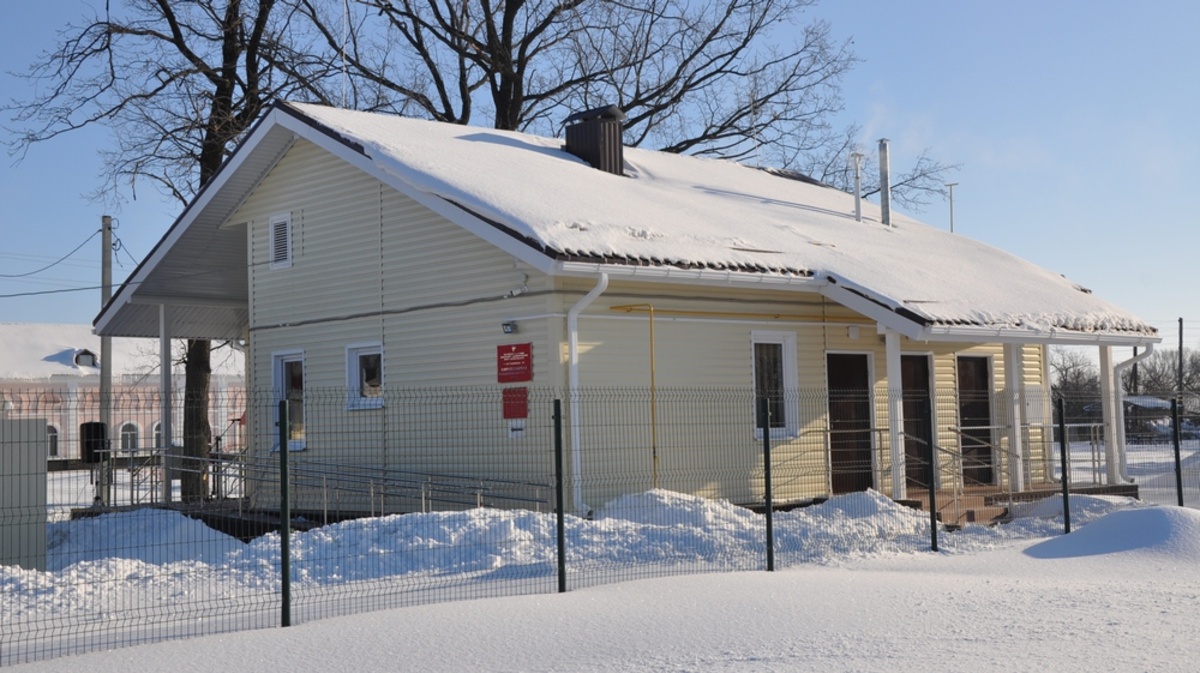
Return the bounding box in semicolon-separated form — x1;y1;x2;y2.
553;399;567;593
1173;398;1185;508
759;398;775;572
924;398;938;552
1056;396;1071;535
279;400;292;627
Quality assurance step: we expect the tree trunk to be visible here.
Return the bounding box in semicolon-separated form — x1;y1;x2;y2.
181;338;212;501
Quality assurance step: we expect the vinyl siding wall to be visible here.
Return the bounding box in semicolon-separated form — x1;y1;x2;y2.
241;140;556;512
559;279;1049;505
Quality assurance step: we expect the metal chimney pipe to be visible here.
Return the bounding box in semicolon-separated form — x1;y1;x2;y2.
851;152;863;222
878;138;892;227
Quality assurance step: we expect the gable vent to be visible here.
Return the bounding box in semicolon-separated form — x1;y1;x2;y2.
270;213;292;269
563;105;626;175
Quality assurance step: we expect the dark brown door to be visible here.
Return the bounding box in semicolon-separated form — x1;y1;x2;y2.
957;357;995;485
827;353;874;493
902;355;934;490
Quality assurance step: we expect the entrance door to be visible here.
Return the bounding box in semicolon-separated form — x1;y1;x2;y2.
902;355;934;490
827;353;873;493
957;356;995;485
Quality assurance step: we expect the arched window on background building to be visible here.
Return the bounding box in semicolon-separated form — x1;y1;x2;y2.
47;425;59;457
120;422;139;452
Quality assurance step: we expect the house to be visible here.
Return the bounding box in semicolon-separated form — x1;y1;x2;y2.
92;102;1158;517
0;323;244;464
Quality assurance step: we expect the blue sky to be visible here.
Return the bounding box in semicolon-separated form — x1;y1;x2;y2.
2;1;1198;350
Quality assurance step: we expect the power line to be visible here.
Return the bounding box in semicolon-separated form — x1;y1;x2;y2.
0;284;108;299
0;229;101;278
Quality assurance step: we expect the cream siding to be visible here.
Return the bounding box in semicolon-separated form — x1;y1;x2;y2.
241;140;559;513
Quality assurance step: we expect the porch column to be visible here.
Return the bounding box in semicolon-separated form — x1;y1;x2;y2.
1098;345;1120;484
884;329;906;499
1003;343;1026;492
159;304;173;504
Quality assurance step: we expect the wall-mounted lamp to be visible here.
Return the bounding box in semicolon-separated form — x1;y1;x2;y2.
501;321;518;334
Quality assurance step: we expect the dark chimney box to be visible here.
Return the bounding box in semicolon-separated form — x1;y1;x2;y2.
564;105;625;175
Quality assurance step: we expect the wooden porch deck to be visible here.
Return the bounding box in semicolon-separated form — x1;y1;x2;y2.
904;482;1140;526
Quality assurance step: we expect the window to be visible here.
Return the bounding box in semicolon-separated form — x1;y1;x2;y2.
47;425;59;457
346;343;384;409
120;423;139;451
269;212;292;269
273;351;305;450
153;422;163;449
751;331;798;438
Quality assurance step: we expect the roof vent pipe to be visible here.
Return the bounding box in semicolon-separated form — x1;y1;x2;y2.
878;138;892;227
563;105;626;176
851;151;863;222
883;139;892;227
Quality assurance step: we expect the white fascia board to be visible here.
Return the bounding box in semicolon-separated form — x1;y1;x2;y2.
555;261;827;290
916;324;1162;347
820;280;1160;347
275;112;559;276
819;282;923;338
96;107;293;335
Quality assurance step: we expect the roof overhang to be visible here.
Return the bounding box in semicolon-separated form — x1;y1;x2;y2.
93;108;303;338
557;261;1160;347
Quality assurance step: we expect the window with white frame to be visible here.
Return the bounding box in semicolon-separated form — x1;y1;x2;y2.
153;422;162;449
269;212;292;269
346;343;384;409
751;331;798;437
47;425;59;457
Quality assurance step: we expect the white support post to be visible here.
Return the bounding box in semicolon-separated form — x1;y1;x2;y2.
1098;346;1120;484
884;330;906;499
1003;343;1026;492
159;304;173;504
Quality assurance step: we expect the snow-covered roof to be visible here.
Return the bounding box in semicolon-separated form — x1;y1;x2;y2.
95;101;1157;345
289;102;1155;343
0;323;242;382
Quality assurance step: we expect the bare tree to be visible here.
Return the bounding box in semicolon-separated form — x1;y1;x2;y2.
1049;347;1100;421
6;0;331;501
1121;348;1200;397
293;0;956;208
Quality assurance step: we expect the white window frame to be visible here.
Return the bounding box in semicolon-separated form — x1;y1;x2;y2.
47;425;59;457
345;342;384;410
751;330;799;439
269;212;293;270
273;349;306;451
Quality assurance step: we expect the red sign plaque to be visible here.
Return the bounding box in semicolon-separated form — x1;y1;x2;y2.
502;386;529;420
497;343;533;383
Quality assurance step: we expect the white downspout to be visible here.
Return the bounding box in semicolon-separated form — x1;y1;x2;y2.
1112;343;1155;483
568;273;609;515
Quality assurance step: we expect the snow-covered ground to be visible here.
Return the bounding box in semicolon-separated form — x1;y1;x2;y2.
7;473;1200;670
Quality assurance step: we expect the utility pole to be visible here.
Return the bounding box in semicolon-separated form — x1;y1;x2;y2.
946;182;959;233
99;215;114;506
